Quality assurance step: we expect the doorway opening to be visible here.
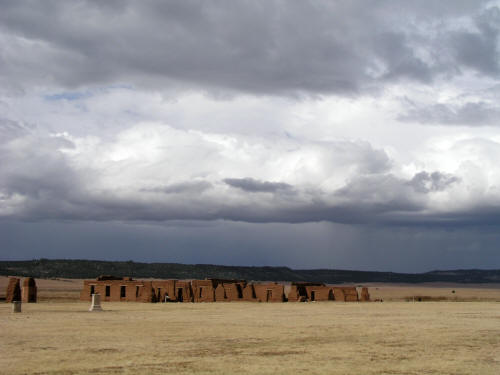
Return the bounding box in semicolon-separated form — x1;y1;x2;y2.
236;284;243;299
266;289;272;302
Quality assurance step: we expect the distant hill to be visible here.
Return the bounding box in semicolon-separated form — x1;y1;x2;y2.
1;259;500;284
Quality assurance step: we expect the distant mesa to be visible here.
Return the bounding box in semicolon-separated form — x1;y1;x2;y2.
2;260;499;284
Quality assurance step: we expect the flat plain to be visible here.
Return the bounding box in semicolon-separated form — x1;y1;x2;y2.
1;278;500;374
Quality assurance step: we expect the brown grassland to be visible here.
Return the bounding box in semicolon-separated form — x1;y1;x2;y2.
1;277;500;374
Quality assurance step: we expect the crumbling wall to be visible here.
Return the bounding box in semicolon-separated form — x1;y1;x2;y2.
242;284;257;301
6;277;21;303
287;285;300;302
152;280;176;302
253;283;285;302
80;277;153;302
222;282;246;301
192;280;215;302
78;277;366;304
173;280;193;302
360;287;370;301
138;281;155;302
304;285;333;301
288;283;329;302
342;287;359;302
80;280;93;301
215;284;227;302
332;287;345;301
22;277;37;303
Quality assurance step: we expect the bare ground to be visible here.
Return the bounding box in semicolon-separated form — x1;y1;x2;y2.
1;277;500;375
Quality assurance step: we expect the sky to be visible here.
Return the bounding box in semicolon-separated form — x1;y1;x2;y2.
1;0;500;272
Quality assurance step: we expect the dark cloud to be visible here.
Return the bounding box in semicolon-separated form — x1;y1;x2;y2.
374;32;433;83
3;220;500;272
450;6;500;76
408;171;460;193
334;174;420;209
224;178;293;193
142;181;212;195
0;0;495;95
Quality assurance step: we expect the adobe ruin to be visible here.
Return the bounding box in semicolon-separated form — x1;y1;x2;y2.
5;277;38;303
6;277;21;303
287;282;364;302
253;282;285;302
359;287;370;302
22;277;37;303
80;276;370;303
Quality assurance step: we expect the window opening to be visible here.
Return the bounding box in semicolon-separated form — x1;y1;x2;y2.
105;285;110;297
120;285;126;298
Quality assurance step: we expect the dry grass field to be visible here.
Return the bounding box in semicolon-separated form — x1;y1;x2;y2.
1;277;500;374
366;282;500;302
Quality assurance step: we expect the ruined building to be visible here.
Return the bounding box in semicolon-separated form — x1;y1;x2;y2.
6;277;21;303
22;277;37;303
5;277;37;303
80;276;369;303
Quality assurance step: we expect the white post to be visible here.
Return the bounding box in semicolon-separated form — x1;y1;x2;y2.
12;301;22;313
89;293;103;311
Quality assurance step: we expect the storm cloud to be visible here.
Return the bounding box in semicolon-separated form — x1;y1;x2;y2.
0;0;497;96
2;1;500;270
224;178;293;193
0;119;480;226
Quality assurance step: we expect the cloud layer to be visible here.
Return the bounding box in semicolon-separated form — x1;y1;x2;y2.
2;1;500;270
2;115;500;227
0;1;498;95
